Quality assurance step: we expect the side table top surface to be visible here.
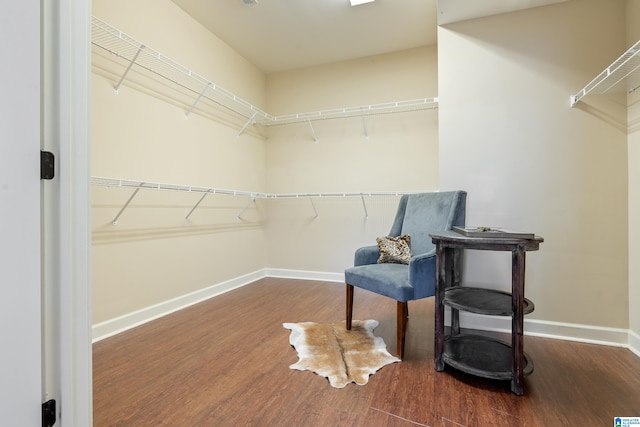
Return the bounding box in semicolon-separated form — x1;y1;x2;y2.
430;230;544;250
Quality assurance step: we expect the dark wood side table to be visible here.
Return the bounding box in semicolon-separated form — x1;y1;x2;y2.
430;230;543;395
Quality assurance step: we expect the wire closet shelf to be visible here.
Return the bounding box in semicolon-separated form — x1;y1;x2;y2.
91;16;438;127
570;39;640;106
91;177;422;199
92;176;426;223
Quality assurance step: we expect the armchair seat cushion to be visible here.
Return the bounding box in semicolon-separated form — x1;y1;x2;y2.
345;263;413;302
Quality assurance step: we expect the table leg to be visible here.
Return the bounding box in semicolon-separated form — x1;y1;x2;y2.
450;248;462;336
511;248;526;395
434;244;448;371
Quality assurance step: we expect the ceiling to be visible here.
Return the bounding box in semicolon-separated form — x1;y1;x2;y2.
171;0;569;74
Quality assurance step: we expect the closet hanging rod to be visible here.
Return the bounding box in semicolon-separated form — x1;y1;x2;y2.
91;176;424;199
92;176;427;222
267;98;439;126
261;191;420;198
91;177;268;198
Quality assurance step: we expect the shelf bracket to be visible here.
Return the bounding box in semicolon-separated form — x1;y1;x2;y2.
237;196;256;219
112;183;145;224
306;117;318;143
185;190;211;220
569;94;580;107
185;83;212;118
309;197;319;219
114;45;145;94
238;112;257;137
360;108;369;139
361;195;369;219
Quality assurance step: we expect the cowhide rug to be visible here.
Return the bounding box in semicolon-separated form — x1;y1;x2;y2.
283;319;400;388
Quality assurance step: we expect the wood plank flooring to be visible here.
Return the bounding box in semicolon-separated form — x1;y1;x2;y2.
93;277;640;426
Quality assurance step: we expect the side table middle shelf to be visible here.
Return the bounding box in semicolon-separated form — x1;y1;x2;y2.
429;230;544;395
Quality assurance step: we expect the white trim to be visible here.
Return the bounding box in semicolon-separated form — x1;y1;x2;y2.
48;1;93;426
264;268;344;283
92;270;266;342
91;269;342;341
448;312;630;347
629;330;640;357
524;318;629;346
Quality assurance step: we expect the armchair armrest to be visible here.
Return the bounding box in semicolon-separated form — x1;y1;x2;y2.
354;245;380;266
408;249;437;299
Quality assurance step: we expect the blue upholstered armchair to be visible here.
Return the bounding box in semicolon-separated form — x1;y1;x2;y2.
345;191;467;359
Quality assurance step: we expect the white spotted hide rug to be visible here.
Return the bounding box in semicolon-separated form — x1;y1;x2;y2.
283;319;400;388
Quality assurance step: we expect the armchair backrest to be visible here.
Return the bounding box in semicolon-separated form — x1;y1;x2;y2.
388;191;467;256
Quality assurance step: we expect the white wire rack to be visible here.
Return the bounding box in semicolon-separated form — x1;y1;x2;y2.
269;98;439;125
571;39;640;106
91;16;438;134
91;176;423;223
91;16;271;124
91;176;267;198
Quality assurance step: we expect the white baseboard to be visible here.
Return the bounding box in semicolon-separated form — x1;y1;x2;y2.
448;312;630;348
629;330;640;357
265;268;344;283
92;268;639;358
92;269;267;342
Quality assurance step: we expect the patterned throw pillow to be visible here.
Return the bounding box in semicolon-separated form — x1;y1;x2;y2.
376;234;412;264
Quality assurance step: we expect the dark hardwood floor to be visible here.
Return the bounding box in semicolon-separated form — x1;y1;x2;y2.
93;277;640;426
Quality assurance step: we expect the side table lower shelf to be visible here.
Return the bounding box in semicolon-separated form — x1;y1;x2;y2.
444;287;535;316
443;335;534;381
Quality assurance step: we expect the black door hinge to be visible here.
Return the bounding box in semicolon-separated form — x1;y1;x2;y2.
41;151;55;180
42;399;56;427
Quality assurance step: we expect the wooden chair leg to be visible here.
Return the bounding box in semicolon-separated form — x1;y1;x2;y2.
346;284;354;330
397;301;408;360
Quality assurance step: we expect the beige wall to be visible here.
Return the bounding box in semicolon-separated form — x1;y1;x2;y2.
627;0;640;343
91;0;267;324
266;46;438;193
439;0;629;328
264;46;440;272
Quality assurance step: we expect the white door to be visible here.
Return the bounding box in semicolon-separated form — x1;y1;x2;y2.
0;1;44;425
